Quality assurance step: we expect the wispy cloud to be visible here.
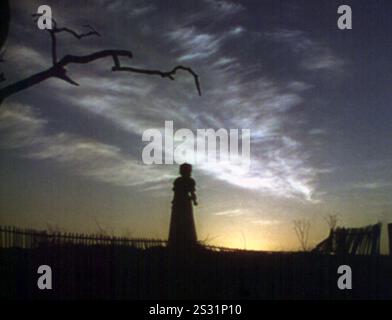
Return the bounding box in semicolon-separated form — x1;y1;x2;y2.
214;209;243;216
352;181;392;190
97;0;155;17
265;29;344;72
0;103;172;188
203;0;245;16
251;219;282;226
168;27;223;62
308;128;328;136
164;25;319;201
3;44;48;76
129;5;156;17
168;24;245;62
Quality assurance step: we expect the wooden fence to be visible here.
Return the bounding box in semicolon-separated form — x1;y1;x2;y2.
312;223;382;255
0;225;247;252
0;225;167;250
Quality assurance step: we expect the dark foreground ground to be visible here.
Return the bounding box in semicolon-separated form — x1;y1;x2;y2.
1;245;391;299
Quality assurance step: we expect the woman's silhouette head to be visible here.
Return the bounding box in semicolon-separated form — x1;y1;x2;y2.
179;163;192;177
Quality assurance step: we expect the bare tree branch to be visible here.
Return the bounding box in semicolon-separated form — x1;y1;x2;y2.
49;30;57;65
58;49;133;66
56;25;101;39
32;15;100;39
324;213;339;231
293;219;311;251
0;17;201;105
0;50;134;102
112;64;201;96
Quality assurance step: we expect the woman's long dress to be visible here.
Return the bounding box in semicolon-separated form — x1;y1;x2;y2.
168;176;197;248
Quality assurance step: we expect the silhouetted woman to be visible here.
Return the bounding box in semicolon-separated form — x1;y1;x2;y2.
168;163;198;248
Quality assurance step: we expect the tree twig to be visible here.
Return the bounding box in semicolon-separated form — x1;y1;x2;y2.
32;14;101;65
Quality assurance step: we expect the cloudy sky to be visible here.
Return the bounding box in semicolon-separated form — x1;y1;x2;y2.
1;0;391;251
